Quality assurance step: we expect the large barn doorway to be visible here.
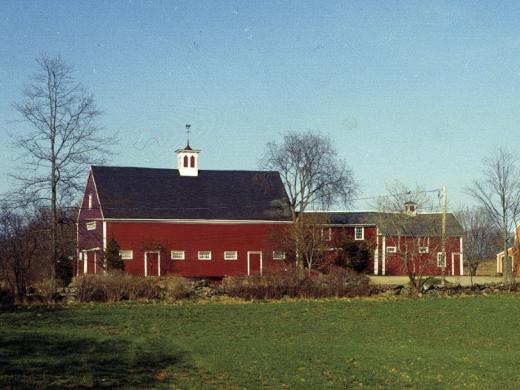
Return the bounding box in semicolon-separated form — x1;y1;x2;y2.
247;251;262;276
145;251;161;277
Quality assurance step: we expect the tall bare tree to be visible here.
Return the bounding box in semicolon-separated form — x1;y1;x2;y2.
261;130;357;219
466;148;520;284
261;131;357;269
10;54;115;277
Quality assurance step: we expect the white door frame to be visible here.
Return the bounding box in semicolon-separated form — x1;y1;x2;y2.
144;250;161;277
81;248;100;274
247;251;263;276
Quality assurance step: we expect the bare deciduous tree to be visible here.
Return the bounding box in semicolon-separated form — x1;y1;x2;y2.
261;130;357;270
10;54;116;277
261;130;357;219
374;182;442;295
278;213;330;275
455;206;501;277
0;206;45;302
466;148;520;284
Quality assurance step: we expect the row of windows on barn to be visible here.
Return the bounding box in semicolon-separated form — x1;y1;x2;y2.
384;246;450;268
321;227;365;241
117;250;287;261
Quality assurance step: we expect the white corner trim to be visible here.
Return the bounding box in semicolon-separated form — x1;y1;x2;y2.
90;168;105;220
460;237;464;276
102;221;107;251
382;236;386;276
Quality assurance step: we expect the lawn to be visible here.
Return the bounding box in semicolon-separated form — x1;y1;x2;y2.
1;296;519;389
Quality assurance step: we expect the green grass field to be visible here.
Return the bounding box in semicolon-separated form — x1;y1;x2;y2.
1;296;519;389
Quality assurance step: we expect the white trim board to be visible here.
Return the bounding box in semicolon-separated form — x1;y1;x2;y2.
101;218;292;225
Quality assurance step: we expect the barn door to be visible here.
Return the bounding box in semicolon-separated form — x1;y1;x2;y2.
452;253;461;276
145;251;160;277
247;251;262;276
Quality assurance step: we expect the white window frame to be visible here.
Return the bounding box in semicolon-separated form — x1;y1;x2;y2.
119;250;133;260
198;251;212;260
437;252;446;267
355;226;364;241
386;246;397;253
273;251;286;260
224;251;238;260
419;246;429;254
171;250;185;260
321;227;332;241
88;193;93;209
86;221;97;230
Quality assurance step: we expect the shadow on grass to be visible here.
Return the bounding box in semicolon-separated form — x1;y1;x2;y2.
0;332;193;389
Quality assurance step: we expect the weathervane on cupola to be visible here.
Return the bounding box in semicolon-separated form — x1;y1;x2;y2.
176;124;200;177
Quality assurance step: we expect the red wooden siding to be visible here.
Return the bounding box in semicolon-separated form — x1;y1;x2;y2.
329;226;463;276
105;222;289;277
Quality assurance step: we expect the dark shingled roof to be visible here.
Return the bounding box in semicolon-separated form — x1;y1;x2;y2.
91;166;292;221
311;211;464;237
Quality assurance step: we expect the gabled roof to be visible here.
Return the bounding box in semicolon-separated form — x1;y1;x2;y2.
91;166;292;221
311;211;464;237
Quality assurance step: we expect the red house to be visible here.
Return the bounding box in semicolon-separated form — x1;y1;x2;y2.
317;205;465;276
77;141;292;277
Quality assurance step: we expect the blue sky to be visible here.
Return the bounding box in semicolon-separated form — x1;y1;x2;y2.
2;0;520;210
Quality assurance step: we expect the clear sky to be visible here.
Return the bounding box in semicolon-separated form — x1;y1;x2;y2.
2;0;520;210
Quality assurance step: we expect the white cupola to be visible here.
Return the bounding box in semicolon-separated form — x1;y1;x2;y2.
176;124;200;177
404;201;417;216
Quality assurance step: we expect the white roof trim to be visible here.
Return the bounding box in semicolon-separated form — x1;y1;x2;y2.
99;218;292;225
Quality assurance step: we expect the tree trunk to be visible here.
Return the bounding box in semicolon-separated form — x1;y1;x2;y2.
50;147;57;279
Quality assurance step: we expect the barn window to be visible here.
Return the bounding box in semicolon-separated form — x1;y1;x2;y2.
355;227;364;240
190;155;195;168
224;251;237;260
119;250;133;260
386;246;397;253
437;252;446;267
321;227;331;241
273;251;286;260
86;221;97;230
419;246;429;254
88;193;93;209
198;251;212;260
183;155;189;167
171;250;185;260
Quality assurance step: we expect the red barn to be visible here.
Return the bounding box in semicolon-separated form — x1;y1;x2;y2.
77;142;292;277
77;140;465;278
317;207;465;276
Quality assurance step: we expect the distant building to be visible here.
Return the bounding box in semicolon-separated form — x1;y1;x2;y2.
312;206;465;276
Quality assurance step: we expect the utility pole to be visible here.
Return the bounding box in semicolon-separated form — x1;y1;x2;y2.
441;185;447;285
